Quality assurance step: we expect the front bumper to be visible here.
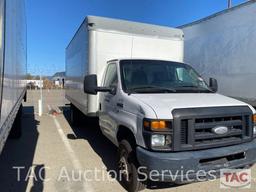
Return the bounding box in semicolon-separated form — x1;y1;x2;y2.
136;139;256;182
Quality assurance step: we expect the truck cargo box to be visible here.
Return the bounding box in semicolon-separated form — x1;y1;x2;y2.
66;16;184;115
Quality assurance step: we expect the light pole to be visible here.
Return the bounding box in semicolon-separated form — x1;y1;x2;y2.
228;0;232;8
38;72;43;116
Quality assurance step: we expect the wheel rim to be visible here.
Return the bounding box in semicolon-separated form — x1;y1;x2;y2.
119;155;130;182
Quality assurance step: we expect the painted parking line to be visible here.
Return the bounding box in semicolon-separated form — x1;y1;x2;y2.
51;106;94;192
48;104;62;114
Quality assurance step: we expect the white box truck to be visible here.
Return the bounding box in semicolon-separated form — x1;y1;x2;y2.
66;16;256;191
0;0;27;154
181;1;256;106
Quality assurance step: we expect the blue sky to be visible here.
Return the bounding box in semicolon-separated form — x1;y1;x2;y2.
26;0;246;76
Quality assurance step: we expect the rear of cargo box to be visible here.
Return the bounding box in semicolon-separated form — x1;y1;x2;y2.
181;1;256;105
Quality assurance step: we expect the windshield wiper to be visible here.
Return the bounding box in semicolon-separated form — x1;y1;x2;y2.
127;86;176;95
177;85;199;88
175;85;214;93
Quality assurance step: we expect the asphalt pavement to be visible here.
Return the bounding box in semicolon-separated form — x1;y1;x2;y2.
0;90;255;192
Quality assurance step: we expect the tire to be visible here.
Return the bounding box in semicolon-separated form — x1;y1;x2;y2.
9;104;23;139
23;91;27;102
118;140;146;192
70;104;82;126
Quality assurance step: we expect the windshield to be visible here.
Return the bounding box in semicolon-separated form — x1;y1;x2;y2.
120;60;212;94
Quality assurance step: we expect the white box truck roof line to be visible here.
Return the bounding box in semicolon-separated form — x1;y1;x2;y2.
67;15;184;49
87;16;184;39
179;0;256;28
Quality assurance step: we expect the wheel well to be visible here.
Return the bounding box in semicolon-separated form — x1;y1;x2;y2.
117;126;137;149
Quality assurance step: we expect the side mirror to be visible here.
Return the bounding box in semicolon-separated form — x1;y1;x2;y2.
84;74;98;95
209;78;218;92
84;74;113;95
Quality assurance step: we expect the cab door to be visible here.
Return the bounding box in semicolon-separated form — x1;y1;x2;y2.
99;63;119;142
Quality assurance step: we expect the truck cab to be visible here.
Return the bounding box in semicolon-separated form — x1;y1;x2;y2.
66;16;256;192
84;58;256;191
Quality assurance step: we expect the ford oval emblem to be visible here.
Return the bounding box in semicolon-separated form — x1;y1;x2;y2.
212;126;228;135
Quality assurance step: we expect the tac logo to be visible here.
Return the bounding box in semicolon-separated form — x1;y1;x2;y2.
220;169;251;189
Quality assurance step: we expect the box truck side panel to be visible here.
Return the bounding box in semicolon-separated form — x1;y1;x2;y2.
1;0;27;128
66;22;89;115
181;1;256;103
0;0;5;108
0;0;27;153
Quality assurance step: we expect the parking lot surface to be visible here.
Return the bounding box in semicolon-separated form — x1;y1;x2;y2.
0;90;255;192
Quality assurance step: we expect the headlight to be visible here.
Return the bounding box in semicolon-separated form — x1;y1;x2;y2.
253;126;256;136
151;135;165;147
143;119;173;150
151;135;172;148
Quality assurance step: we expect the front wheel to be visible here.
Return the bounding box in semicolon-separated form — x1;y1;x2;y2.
118;140;146;192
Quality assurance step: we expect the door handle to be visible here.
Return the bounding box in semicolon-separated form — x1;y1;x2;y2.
116;103;123;108
105;98;110;102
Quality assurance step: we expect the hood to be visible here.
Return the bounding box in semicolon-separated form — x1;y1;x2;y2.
131;93;255;119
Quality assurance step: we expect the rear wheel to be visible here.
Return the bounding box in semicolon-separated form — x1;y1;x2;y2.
70;104;83;126
118;140;146;192
23;91;27;102
9;104;23;139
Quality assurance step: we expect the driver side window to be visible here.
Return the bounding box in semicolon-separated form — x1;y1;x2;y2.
104;64;118;88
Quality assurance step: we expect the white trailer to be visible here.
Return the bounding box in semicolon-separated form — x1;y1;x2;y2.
181;1;256;106
66;16;184;116
0;0;27;153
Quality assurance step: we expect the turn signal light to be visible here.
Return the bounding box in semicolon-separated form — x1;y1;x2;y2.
151;121;166;129
253;114;256;123
143;119;170;131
